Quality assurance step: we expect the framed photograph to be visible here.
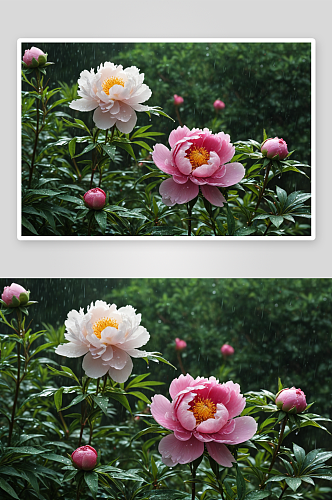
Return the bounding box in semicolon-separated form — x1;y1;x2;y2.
18;39;315;239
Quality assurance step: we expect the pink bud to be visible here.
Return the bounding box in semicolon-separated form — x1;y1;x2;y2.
220;344;234;357
174;94;184;106
261;137;288;160
83;188;106;210
22;47;47;67
213;99;225;110
1;283;30;307
175;337;187;350
71;445;98;470
275;387;307;414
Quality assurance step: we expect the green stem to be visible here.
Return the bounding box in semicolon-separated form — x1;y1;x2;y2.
261;415;288;489
249;161;272;225
175;106;183;127
187;204;192;236
263;220;272;236
279;484;288;500
8;311;23;446
190;462;196;500
177;352;186;375
28;72;41;189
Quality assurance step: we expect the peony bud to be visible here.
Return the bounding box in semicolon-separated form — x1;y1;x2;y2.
1;283;30;307
83;188;106;210
213;99;225;110
221;343;234;357
175;337;187;350
22;47;47;68
261;137;288;160
275;387;307;414
71;445;98;470
173;94;184;106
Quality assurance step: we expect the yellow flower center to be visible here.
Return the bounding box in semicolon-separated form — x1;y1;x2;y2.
186;145;210;170
190;397;217;425
102;76;125;95
93;317;119;339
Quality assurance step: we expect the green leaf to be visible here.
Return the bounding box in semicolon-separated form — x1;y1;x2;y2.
269;215;284;228
107;392;132;413
72;142;96;158
68;137;77;158
101;144;117;160
236;465;246;500
226;204;236;236
41;453;72;465
22;216;38;235
293;443;305;467
91;395;109;416
60;394;85;411
285;477;302;491
127;391;150;404
244;492;271;500
84;471;98;499
0;477;20;499
54;387;64;412
94;210;107;234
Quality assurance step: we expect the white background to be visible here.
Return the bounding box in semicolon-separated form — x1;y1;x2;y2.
2;0;331;278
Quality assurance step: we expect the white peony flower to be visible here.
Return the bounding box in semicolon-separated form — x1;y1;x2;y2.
55;300;150;383
69;62;155;133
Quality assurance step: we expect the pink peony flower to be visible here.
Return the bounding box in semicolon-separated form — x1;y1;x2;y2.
71;445;98;470
69;62;156;133
213;99;225;110
22;47;47;67
174;94;184;106
261;137;288;160
151;374;257;467
152;126;245;207
221;344;234;357
55;301;152;383
175;338;187;350
1;283;30;307
83;188;106;210
275;387;307;414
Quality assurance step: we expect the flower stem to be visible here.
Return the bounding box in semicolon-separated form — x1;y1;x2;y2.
248;161;272;225
175;106;183;127
177;352;186;375
28;72;41;189
187;204;192;236
8;311;23;446
261;415;288;489
190;463;196;500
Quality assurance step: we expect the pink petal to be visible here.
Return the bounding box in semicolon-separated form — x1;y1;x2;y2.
175;143;194;175
169;373;195;399
215;416;257;444
200;185;226;207
169;125;192;148
159;178;199;206
150;394;180;431
173;174;189;184
208;383;231;406
192;152;220;178
224;382;246;419
82;352;109;378
202;133;223;153
206;442;236;467
196;404;229;434
152;144;178;175
174;428;192;441
108;355;133;383
55;342;89;358
177;393;197;431
159;434;204;465
211;162;245;187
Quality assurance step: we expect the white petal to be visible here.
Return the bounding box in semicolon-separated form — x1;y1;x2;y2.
93;107;117;130
69;98;98;112
82;351;109;378
55;342;89;358
108;355;133;383
115;113;137;134
108;347;130;369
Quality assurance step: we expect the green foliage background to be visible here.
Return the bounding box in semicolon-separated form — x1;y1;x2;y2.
1;278;329;417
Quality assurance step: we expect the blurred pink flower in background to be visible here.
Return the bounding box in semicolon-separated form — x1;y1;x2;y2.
261;137;288;160
221;344;234;357
152;125;245;207
1;283;30;307
175;338;187;350
71;445;98;470
22;46;47;67
213;99;225;110
151;374;257;466
174;94;184;106
83;188;106;210
275;387;307;414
